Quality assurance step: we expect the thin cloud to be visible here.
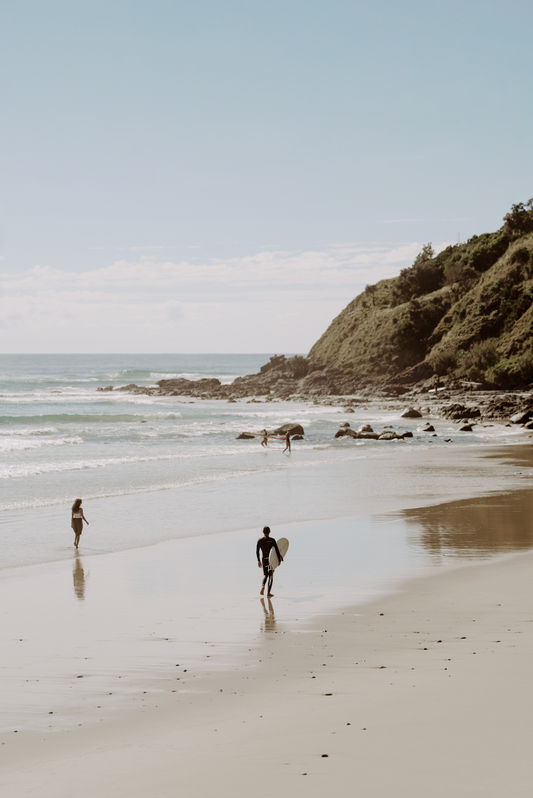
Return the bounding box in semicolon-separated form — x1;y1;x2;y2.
0;242;446;351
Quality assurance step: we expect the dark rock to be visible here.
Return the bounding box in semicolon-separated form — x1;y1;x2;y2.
345;408;355;413
400;431;413;438
357;432;379;440
378;431;399;440
343;429;359;438
339;422;351;428
97;385;114;392
227;398;237;403
291;434;304;440
357;424;374;433
236;433;255;440
421;424;435;432
273;423;305;436
401;408;422;418
524;421;533;430
334;429;347;438
510;409;533;424
442;403;481;420
459;424;473;431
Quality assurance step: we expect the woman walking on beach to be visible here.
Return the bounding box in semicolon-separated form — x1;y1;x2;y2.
283;431;291;454
71;498;89;548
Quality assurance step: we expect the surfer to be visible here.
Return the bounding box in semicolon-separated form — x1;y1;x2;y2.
283;432;291;454
71;498;89;549
256;526;283;597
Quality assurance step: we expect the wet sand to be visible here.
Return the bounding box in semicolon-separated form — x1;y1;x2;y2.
2;446;533;796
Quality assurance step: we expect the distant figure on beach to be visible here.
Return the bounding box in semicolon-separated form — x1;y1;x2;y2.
283;432;291;454
256;526;283;597
261;431;268;448
71;498;89;548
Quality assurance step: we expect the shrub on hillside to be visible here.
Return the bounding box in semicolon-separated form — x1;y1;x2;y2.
392;244;443;306
486;358;515;386
429;346;457;376
509;246;531;266
515;351;533;383
467;233;510;273
286;355;310;379
456;339;499;381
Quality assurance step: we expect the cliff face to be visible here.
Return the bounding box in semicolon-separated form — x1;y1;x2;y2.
308;216;533;388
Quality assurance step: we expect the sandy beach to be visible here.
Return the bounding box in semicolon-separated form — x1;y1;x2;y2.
2;523;533;796
2;443;533;796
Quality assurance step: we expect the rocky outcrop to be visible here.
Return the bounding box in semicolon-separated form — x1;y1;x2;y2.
442;404;481;419
273;423;305;436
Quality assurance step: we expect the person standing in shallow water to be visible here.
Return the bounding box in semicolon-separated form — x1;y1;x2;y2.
71;498;89;548
256;526;283;597
283;431;291;454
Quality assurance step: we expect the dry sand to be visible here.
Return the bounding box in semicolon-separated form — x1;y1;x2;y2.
2;542;533;797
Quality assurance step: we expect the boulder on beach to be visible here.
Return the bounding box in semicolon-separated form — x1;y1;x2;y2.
357;424;374;433
345;408;355;413
510;409;533;424
357;431;379;440
236;432;255;440
97;385;114;392
291;434;304;440
273;423;305;436
400;431;413;438
401;408;422;418
459;424;473;432
334;429;347;438
420;424;435;432
339;422;351;428
378;431;399;440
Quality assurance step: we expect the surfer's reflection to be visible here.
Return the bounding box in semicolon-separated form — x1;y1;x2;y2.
72;554;87;601
260;597;276;633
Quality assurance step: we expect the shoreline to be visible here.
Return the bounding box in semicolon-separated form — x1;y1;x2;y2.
3;531;533;796
3;441;533;573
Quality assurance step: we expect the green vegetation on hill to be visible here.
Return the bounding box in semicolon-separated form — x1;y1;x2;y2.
307;199;533;387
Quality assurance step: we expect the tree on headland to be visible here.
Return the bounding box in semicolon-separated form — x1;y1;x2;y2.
503;198;533;236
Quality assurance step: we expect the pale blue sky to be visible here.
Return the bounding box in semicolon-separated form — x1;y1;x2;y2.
1;0;532;352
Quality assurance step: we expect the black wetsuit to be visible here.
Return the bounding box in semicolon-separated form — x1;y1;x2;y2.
256;536;283;594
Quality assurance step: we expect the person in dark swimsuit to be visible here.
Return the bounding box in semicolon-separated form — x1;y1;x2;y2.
283;432;291;454
256;526;283;597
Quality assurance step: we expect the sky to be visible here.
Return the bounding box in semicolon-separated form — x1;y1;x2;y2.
1;0;532;353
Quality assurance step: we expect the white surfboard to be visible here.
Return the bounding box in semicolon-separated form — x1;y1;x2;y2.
269;537;289;570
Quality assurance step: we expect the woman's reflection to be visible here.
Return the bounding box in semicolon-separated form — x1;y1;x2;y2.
72;553;87;601
260;597;276;633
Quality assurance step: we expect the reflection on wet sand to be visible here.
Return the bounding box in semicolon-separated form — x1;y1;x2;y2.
260;597;276;633
402;490;533;561
72;554;87;600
